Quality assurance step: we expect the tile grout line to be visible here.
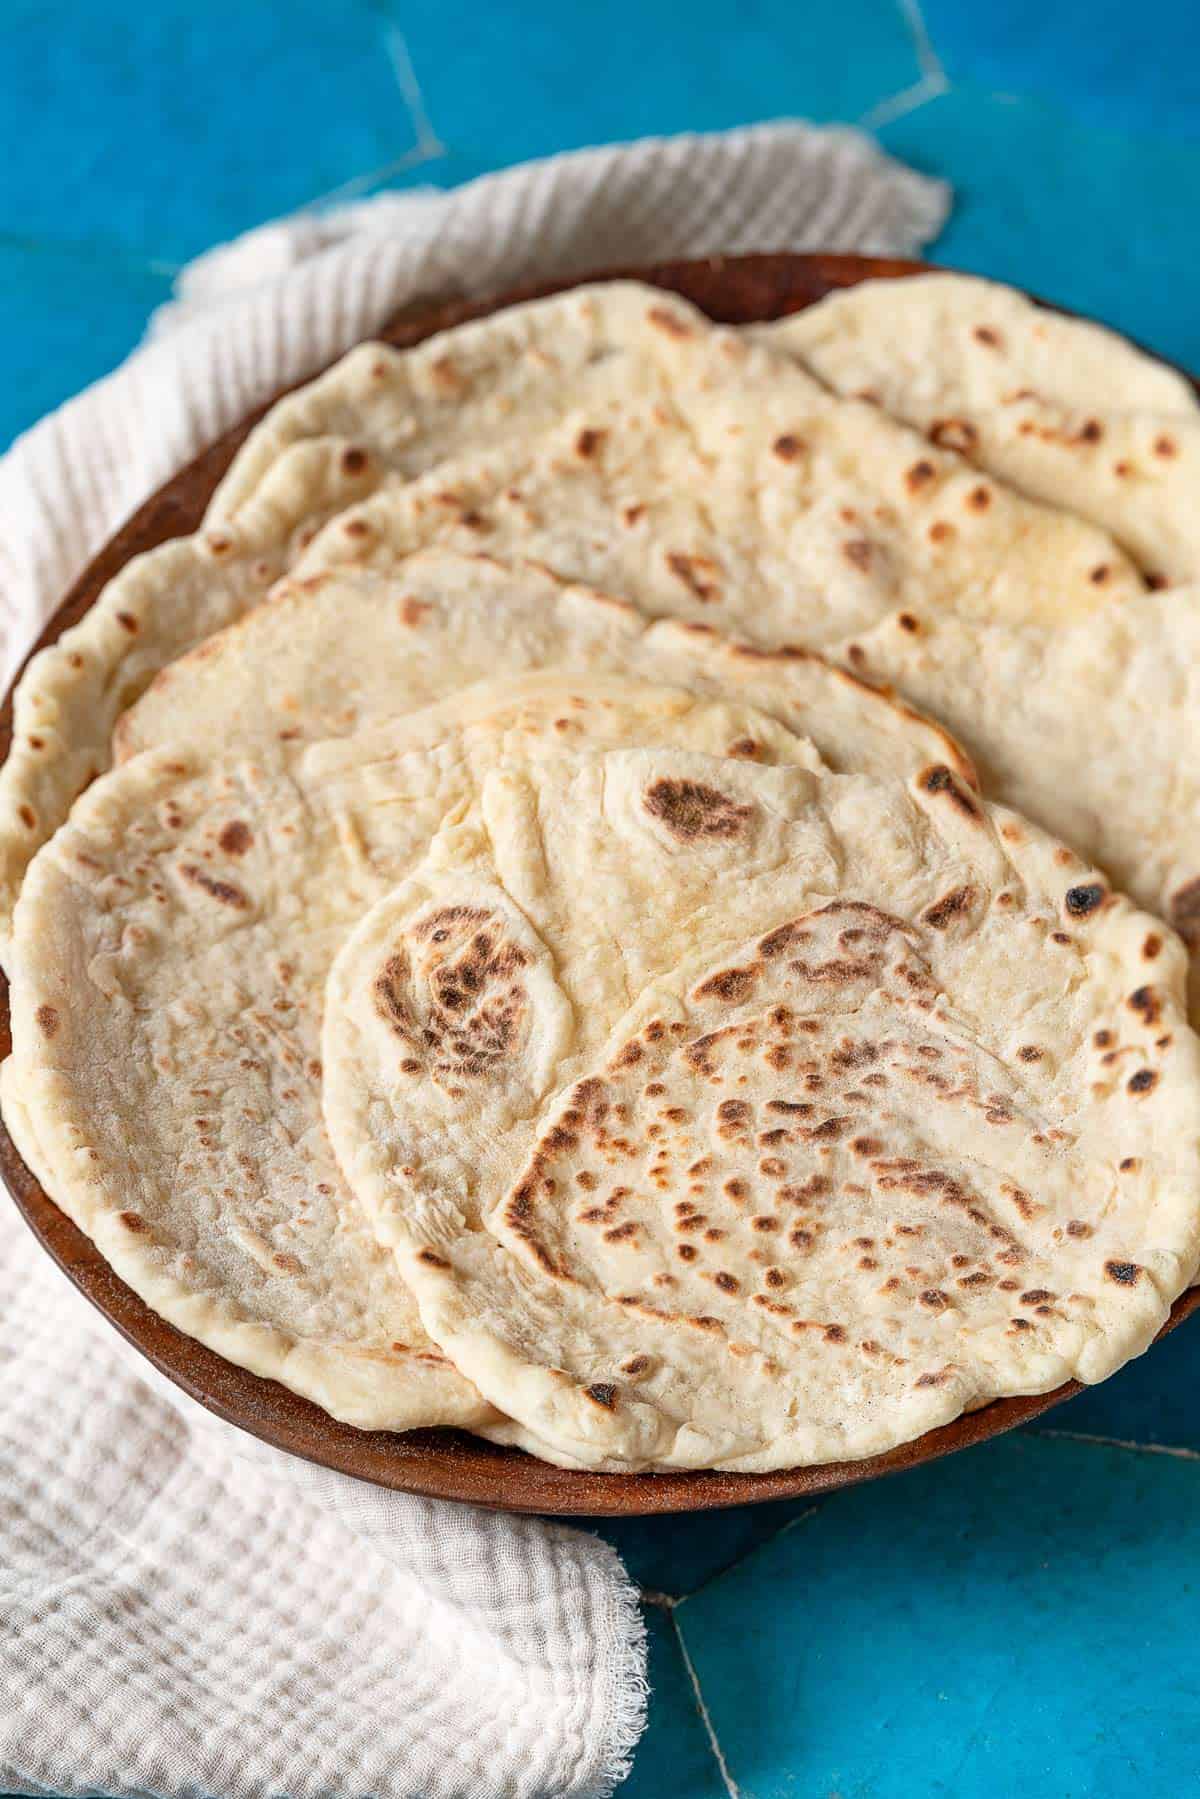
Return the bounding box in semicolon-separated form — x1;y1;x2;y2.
859;71;948;132
668;1606;743;1799
296;15;448;215
1031;1427;1200;1463
637;1504;824;1614
299;142;446;213
682;1502;824;1602
858;0;949;133
897;0;947;83
382;22;445;156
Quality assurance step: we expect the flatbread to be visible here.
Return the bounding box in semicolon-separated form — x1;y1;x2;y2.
209;282;709;520
0;439;386;970
120;433;1200;1018
322;746;1200;1470
758;273;1200;582
832;587;1200;1017
116;549;974;789
757;271;1199;416
8;674;829;1430
0;282;1142;964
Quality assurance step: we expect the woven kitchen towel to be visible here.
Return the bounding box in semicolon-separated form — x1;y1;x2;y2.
0;125;948;1799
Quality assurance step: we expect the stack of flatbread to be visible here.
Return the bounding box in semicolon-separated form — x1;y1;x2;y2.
4;274;1199;1473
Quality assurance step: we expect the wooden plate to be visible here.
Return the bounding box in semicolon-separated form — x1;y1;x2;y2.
3;251;1197;1516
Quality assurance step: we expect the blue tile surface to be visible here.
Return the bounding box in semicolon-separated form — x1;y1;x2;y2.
399;0;921;177
881;86;1200;371
3;2;1199;1793
2;0;420;262
589;1494;817;1598
622;1605;726;1799
0;241;173;452
923;0;1200;143
679;1435;1200;1797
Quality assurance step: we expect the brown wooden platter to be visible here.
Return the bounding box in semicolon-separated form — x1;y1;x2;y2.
3;250;1198;1515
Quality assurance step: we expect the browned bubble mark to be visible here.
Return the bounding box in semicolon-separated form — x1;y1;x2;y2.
643;777;755;841
918;764;981;820
922;885;976;931
1127;986;1162;1027
773;434;805;461
1064;883;1107;918
217;820;253;857
374;907;531;1086
1126;1069;1158;1095
179;864;250;909
665;550;723;604
1104;1260;1142;1285
399;596;432;627
694;965;760;1004
35;1004;59;1038
429;355;463;392
646;306;693;338
928;418;979;456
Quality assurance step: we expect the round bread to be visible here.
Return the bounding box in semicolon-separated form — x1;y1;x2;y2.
0;282;1141;965
321;746;1200;1470
831;588;1200;1020
8;675;827;1429
115;548;973;789
758;272;1200;583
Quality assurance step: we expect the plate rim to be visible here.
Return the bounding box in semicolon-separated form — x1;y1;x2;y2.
3;248;1197;1517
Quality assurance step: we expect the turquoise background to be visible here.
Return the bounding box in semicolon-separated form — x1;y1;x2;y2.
3;2;1200;1793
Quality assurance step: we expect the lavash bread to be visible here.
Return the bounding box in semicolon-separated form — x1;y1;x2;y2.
0;440;387;971
3;267;1199;1471
832;589;1200;1018
758;273;1200;584
322;746;1200;1471
114;550;974;789
8;674;837;1430
0;283;1146;966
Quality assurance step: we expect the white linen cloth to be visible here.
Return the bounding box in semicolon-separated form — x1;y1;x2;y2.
0;125;948;1799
